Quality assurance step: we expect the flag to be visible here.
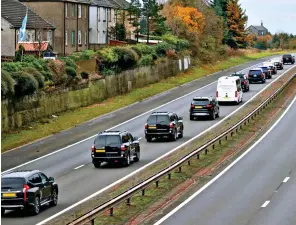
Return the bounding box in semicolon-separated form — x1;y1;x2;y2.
19;8;28;42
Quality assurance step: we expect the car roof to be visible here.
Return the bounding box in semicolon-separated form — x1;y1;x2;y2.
2;170;40;179
250;68;263;71
192;96;212;100
150;112;171;115
98;130;127;136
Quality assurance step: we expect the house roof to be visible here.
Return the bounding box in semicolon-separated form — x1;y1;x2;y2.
16;41;49;51
248;25;267;32
90;0;114;8
1;0;55;29
20;0;91;4
107;0;129;8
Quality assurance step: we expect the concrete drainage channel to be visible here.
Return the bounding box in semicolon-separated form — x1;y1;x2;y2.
43;67;296;225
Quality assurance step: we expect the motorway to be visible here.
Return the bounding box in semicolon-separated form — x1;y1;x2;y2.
1;58;295;225
156;93;296;225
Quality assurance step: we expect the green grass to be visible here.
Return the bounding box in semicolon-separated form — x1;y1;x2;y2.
1;50;288;152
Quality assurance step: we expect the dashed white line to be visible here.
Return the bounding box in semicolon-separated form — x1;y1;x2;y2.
283;177;290;183
261;201;270;208
74;165;85;170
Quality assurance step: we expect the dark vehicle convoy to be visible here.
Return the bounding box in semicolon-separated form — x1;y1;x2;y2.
282;54;295;64
248;68;266;83
189;97;220;120
258;66;272;79
145;112;184;142
91;131;140;168
1;170;58;215
231;73;250;91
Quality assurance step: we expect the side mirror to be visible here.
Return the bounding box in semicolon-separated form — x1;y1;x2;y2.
133;136;138;141
178;117;183;120
48;177;55;183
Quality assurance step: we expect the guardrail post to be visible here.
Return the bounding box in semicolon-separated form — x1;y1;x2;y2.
188;160;191;166
231;132;233;137
91;219;95;225
212;144;215;150
178;166;182;173
126;198;131;206
205;149;208;155
168;173;171;180
156;180;159;187
142;189;145;196
197;154;200;159
110;207;114;216
225;135;228;141
219;140;222;145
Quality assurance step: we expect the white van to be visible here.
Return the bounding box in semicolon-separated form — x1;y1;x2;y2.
216;76;243;104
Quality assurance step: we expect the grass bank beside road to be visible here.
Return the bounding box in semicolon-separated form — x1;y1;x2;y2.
1;50;288;152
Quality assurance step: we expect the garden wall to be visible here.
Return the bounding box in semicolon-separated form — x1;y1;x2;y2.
2;57;191;132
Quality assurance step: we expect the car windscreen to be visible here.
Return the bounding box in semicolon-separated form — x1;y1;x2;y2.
147;115;170;125
1;178;25;189
192;99;210;105
249;70;262;75
260;67;269;71
94;135;121;147
283;55;291;58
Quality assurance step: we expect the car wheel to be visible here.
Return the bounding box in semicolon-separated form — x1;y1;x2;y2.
247;86;250;91
190;115;194;121
32;196;40;215
146;136;152;142
1;208;5;215
124;153;131;167
50;189;58;207
93;162;101;168
212;112;216;120
171;129;177;141
178;127;184;138
134;147;140;162
216;109;220;118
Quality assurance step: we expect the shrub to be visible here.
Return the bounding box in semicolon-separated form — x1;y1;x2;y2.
137;54;153;66
101;69;115;76
11;71;38;96
113;47;139;70
65;66;77;78
22;67;45;89
131;44;155;56
154;42;172;57
162;33;179;45
48;60;68;85
96;47;119;64
1;70;15;98
59;57;77;70
81;71;89;79
166;49;178;59
41;71;53;81
2;62;22;72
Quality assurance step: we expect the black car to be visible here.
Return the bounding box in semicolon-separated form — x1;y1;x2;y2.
273;60;283;70
190;97;219;120
91;131;140;168
248;68;266;83
1;170;58;215
230;73;250;92
145;112;184;142
282;54;295;64
259;66;272;79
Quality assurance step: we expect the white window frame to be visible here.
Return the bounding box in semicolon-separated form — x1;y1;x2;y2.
103;8;106;22
78;30;82;45
65;30;68;46
85;32;87;45
78;4;82;18
65;3;68;17
98;7;100;22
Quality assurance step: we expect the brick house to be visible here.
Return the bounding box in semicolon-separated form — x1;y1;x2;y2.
1;0;55;57
20;0;90;55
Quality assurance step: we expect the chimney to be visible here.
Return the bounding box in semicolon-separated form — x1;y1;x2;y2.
261;21;263;26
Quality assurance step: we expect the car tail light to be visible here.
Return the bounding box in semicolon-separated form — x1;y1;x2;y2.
91;145;95;152
145;123;148;129
244;80;247;85
248;74;251;78
205;104;213;108
261;73;264;78
216;91;218;97
121;145;126;151
23;184;30;201
169;123;174;128
191;104;195;108
235;91;238;97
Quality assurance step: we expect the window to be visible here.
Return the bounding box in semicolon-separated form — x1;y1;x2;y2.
78;30;82;45
78;4;81;18
94;135;121;148
103;8;106;21
1;178;25;189
47;30;52;45
65;3;68;17
65;30;68;46
122;134;129;143
72;3;75;17
71;31;75;46
98;7;100;22
85;32;87;45
128;133;134;142
39;173;48;183
29;174;42;184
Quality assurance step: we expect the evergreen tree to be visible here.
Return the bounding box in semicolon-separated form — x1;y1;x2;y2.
127;0;141;42
226;0;248;48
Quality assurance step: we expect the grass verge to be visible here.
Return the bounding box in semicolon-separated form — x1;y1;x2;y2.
46;61;296;225
1;50;288;152
90;74;296;225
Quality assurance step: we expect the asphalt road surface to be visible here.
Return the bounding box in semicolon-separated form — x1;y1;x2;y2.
1;58;294;225
156;91;296;225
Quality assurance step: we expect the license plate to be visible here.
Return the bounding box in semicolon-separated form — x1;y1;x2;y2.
3;193;16;197
95;149;105;153
195;106;202;109
149;126;156;129
224;97;229;99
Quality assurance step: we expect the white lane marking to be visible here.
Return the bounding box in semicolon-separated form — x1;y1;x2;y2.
261;201;270;208
74;165;85;170
2;60;268;174
138;137;142;140
283;177;290;183
153;95;296;225
36;59;289;225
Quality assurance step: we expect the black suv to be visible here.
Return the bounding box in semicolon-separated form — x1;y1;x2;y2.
91;131;140;168
282;54;295;64
230;73;250;92
145;112;184;142
1;170;58;215
190;97;219;120
259;66;272;79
